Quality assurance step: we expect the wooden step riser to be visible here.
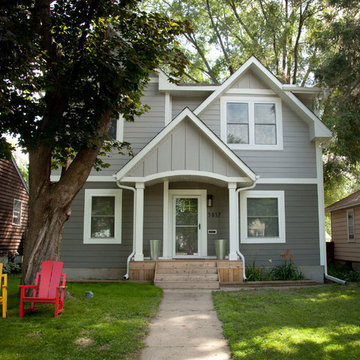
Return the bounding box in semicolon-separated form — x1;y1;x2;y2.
155;274;219;282
156;261;217;269
155;268;218;275
154;281;220;290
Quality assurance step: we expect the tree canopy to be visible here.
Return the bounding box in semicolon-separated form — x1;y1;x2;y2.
0;0;188;284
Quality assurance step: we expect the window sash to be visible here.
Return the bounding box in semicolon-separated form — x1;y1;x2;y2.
347;209;355;241
12;199;22;226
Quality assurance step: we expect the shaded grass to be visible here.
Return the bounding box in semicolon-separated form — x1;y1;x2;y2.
1;276;162;360
213;284;360;360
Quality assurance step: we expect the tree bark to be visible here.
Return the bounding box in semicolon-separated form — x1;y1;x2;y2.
22;110;112;285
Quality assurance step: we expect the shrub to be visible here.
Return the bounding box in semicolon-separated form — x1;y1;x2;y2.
245;260;272;281
3;261;21;274
270;250;304;280
328;262;360;282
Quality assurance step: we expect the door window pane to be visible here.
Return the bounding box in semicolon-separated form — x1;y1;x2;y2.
247;198;279;237
91;196;115;238
175;198;198;255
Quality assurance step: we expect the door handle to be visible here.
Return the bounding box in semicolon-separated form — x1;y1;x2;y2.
198;223;201;230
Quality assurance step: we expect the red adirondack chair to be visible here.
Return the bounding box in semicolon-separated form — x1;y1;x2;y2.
19;261;67;318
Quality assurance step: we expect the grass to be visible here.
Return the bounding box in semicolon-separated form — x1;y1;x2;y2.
1;276;162;360
213;284;360;360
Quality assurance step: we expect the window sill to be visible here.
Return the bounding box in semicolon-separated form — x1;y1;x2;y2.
241;237;286;244
84;238;122;245
227;143;283;151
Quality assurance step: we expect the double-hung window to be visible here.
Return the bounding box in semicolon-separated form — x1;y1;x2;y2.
83;189;122;244
347;209;355;242
107;115;124;142
221;97;282;150
12;199;22;226
240;191;286;243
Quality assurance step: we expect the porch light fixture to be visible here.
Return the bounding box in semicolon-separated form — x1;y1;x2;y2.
207;195;213;207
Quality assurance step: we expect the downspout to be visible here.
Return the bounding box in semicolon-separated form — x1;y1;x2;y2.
315;142;345;285
116;181;136;280
235;177;259;281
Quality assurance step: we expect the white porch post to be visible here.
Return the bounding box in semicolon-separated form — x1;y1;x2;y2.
162;180;170;258
134;182;145;261
228;182;239;260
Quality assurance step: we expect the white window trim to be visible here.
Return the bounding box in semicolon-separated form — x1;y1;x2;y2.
347;208;355;242
116;115;124;142
240;190;286;244
83;189;122;244
12;199;22;226
220;96;283;150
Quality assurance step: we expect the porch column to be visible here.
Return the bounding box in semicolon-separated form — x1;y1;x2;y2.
162;181;171;258
228;182;239;261
134;182;145;261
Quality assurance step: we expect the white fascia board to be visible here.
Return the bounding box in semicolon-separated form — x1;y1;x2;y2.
158;69;217;92
194;56;332;140
115;107;256;182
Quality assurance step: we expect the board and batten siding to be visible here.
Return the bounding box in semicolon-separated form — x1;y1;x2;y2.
330;206;360;262
0;159;29;255
127;117;248;178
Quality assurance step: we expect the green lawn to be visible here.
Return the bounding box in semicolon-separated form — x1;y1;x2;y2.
1;277;162;360
213;284;360;360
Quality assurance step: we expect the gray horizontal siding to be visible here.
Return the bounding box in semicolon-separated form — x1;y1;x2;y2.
61;182;320;270
172;96;207;119
61;182;134;269
200;99;317;178
240;184;320;266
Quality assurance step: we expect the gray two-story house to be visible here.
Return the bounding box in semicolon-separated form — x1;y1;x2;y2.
54;57;332;286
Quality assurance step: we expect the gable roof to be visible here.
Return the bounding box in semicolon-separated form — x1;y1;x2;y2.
193;56;332;141
326;190;360;213
115;107;257;182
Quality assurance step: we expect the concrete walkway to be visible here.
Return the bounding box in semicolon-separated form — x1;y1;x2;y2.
140;290;231;360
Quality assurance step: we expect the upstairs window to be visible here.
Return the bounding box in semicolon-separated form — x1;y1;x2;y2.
221;97;282;150
12;199;22;226
107;115;124;141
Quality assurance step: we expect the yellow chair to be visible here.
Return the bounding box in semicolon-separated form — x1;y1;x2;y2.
0;263;8;318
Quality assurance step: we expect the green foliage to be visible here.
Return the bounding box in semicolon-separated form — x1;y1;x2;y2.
213;285;360;359
270;251;304;281
328;261;360;282
0;0;188;165
3;261;21;274
147;0;329;85
245;261;272;281
315;0;360;188
1;278;162;360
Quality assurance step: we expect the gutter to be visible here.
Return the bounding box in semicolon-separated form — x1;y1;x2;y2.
235;177;259;281
116;181;136;280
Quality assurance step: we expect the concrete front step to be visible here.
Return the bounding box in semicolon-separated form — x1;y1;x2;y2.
154;281;220;290
155;274;219;282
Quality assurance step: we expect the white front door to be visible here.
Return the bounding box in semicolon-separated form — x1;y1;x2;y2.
168;190;207;258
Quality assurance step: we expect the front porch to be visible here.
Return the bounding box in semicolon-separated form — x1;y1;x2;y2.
129;260;244;289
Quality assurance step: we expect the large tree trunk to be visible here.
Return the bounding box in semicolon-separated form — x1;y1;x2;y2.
21;111;112;285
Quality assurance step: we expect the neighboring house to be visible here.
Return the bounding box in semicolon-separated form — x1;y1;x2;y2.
326;190;360;269
54;57;332;283
0;157;29;257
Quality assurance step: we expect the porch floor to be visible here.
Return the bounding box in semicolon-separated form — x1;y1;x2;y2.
129;260;244;289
